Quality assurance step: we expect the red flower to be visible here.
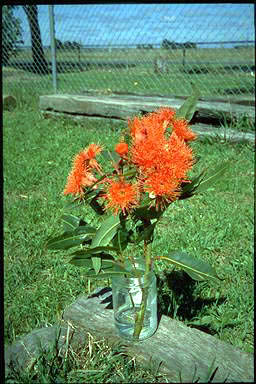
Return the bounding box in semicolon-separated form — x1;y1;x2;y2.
104;179;139;215
172;119;197;142
115;142;129;157
63;144;103;197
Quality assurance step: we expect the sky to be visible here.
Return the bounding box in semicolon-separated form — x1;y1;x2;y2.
13;3;255;48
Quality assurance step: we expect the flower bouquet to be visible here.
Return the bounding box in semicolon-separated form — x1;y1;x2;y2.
46;88;227;341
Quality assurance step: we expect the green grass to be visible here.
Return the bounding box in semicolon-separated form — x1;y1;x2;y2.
6;334;168;383
11;46;255;64
4;46;255;98
4;64;254;98
4;91;254;381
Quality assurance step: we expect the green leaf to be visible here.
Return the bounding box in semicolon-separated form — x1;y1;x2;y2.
134;222;156;244
46;230;95;250
71;246;118;259
92;256;101;275
73;226;97;235
62;214;81;232
64;198;85;210
160;251;220;281
82;270;130;279
82;263;138;279
175;84;200;121
91;215;121;248
101;150;120;163
69;258;115;269
89;196;105;216
90;215;121;274
133;205;163;220
46;234;83;251
194;160;230;194
112;229;129;252
179;170;206;200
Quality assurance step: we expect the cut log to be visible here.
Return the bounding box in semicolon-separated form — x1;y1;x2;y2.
3;95;17;111
39;93;255;123
5;288;254;382
41;110;255;144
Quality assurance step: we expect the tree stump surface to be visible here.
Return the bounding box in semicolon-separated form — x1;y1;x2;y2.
5;288;254;382
39;93;255;144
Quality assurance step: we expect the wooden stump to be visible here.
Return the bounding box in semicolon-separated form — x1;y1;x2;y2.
39;93;255;144
154;56;169;74
3;95;17;111
5;288;254;382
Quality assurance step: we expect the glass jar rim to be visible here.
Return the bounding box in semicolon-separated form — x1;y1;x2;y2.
111;271;156;287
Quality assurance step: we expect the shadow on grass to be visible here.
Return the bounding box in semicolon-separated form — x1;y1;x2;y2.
156;270;226;336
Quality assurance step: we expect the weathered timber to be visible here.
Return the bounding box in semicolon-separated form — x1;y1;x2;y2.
5;288;254;382
100;91;255;106
42;110;255;144
3;95;17;111
39;93;255;123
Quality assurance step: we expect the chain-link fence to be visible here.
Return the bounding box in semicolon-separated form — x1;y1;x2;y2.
2;4;255;99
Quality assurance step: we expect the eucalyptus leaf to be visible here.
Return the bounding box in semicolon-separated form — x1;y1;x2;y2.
69;258;115;269
112;228;130;252
82;262;141;279
101;150;120;163
71;246;118;259
134;222;156;244
65;198;85;210
89;197;105;215
91;215;121;248
175;84;200;121
194;160;230;194
62;214;81;232
82;270;131;279
73;226;97;235
160;251;221;281
92;256;101;275
179;170;206;200
133;205;163;220
46;231;95;250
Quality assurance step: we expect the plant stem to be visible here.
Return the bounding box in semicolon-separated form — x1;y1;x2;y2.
133;240;152;340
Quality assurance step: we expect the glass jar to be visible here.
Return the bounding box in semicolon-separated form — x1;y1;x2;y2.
112;272;157;341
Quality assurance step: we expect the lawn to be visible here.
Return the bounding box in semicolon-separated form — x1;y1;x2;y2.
4;46;255;98
4;91;254;381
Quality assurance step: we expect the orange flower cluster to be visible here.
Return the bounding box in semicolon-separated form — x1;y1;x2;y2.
63;144;102;197
129;107;196;206
63;107;197;214
104;179;138;215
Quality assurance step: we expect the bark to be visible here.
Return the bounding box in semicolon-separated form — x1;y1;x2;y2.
23;5;49;74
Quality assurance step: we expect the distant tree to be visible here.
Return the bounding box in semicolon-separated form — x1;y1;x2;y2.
63;40;82;50
184;41;197;49
22;5;49;74
55;38;64;50
137;43;153;49
234;44;253;49
2;5;23;65
71;41;82;49
162;39;178;50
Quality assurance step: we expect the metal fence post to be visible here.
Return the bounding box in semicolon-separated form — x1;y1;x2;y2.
48;5;57;93
182;47;186;70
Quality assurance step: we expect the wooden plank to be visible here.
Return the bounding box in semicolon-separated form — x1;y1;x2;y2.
98;91;255;106
62;290;254;383
5;288;253;382
41;111;255;144
39;93;255;123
